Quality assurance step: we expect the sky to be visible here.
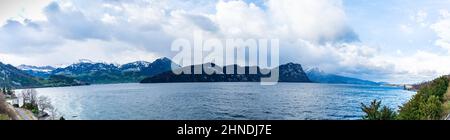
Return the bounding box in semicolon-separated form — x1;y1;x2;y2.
0;0;449;84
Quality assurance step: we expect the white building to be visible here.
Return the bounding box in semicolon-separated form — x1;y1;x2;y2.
5;96;19;106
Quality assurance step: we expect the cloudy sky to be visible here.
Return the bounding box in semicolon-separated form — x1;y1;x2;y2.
0;0;449;84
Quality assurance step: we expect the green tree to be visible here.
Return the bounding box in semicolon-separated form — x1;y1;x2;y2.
361;99;397;120
1;87;5;95
419;95;442;120
398;76;449;120
6;87;13;96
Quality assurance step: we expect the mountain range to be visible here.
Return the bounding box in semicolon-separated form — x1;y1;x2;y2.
305;68;380;85
0;62;87;88
140;62;311;83
17;64;56;78
1;57;381;88
49;57;179;84
1;58;177;88
0;62;42;88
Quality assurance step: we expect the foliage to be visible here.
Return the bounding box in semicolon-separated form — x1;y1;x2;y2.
1;87;5;95
18;89;60;119
0;114;10;120
443;102;450;115
419;95;443;120
39;75;90;87
361;76;450;120
361;99;397;120
0;62;43;88
397;76;449;120
22;103;39;114
1;86;14;96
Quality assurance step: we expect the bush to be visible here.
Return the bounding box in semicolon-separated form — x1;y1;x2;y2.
397;91;425;120
361;99;397;120
397;76;449;120
22;103;39;114
419;95;443;120
443;102;450;115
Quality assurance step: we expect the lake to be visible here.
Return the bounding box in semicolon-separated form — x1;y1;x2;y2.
33;83;414;120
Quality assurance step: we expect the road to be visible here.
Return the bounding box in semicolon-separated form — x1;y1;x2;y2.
4;103;37;120
14;108;37;120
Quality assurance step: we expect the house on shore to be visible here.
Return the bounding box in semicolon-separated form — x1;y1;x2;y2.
5;94;19;107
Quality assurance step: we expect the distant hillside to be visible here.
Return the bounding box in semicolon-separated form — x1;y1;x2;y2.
140;63;311;83
407;75;450;91
17;65;55;78
0;62;42;88
306;68;379;85
397;76;450;120
17;65;55;72
51;61;125;84
49;57;179;84
120;57;179;77
1;62;86;88
41;75;89;87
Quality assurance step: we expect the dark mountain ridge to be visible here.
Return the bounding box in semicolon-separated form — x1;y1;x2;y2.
306;67;380;85
6;57;387;88
140;62;311;83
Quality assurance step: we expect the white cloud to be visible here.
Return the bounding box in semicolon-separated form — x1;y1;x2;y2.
101;14;117;24
0;20;63;53
400;24;413;34
430;10;450;53
214;0;269;37
412;10;428;27
267;0;357;43
0;0;384;82
282;40;396;81
211;0;358;42
384;51;450;83
1;0;448;83
0;0;52;25
1;0;356;52
1;39;159;66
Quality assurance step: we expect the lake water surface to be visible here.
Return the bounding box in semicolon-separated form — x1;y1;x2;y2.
34;83;415;120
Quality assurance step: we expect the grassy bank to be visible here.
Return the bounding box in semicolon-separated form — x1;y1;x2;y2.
362;76;450;120
0;114;9;120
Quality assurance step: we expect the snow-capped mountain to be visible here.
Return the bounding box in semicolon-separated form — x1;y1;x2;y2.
119;61;152;72
78;59;94;64
47;57;180;84
1;62;89;88
52;62;121;76
139;57;180;76
4;57;382;87
1;62;42;88
17;65;56;72
17;64;56;78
